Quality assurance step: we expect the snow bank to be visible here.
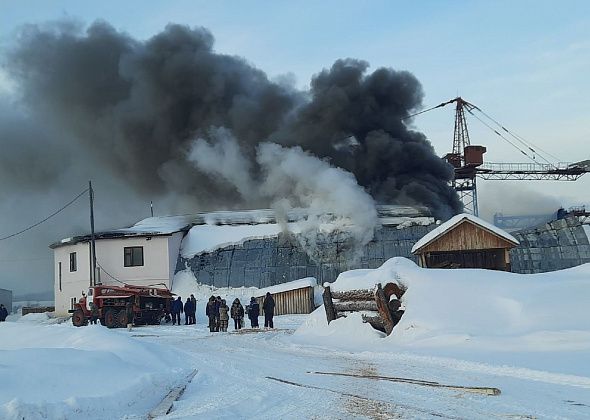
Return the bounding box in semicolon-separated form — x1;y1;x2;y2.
295;308;385;348
0;322;187;420
297;257;590;356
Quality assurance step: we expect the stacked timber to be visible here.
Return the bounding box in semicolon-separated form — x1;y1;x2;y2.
322;282;405;336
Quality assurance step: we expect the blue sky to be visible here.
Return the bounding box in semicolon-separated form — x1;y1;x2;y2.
1;0;589;213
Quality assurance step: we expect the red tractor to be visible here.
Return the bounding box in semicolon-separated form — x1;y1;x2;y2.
70;284;174;328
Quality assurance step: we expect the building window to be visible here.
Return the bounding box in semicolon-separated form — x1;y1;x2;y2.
58;262;62;291
70;297;77;310
124;246;144;267
69;252;77;272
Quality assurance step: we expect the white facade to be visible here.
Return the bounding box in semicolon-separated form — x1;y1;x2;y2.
53;232;184;316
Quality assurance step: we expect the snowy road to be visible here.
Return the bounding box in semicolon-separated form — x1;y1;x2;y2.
132;316;590;419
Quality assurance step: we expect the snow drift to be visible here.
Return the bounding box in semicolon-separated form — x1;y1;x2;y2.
0;322;187;420
295;257;590;355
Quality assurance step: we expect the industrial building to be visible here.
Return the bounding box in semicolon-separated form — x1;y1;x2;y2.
50;206;435;316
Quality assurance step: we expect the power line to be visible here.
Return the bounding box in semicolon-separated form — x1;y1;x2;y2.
465;108;541;165
470;106;561;165
0;188;89;241
96;261;126;285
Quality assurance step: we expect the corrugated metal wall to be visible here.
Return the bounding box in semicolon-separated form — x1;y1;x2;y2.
179;224;435;288
256;287;315;316
510;218;590;273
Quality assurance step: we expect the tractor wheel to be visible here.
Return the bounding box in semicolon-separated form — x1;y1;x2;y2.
117;309;129;327
72;310;87;327
104;309;117;328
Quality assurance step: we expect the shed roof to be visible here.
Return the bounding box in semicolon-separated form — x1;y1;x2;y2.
411;213;519;254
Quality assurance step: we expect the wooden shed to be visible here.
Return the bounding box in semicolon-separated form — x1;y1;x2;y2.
411;213;519;271
255;278;317;316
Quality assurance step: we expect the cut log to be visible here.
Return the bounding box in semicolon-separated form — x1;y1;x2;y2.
333;301;378;312
331;289;374;301
322;286;337;324
361;314;385;332
383;282;406;299
375;283;395;335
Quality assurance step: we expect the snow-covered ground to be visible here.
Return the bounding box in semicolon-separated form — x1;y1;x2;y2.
2;258;590;419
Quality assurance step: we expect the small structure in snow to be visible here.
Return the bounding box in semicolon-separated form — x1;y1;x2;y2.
254;278;317;316
411;213;519;271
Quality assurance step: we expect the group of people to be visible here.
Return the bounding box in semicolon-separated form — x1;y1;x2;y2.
203;292;276;333
170;294;197;325
168;292;277;332
0;304;8;322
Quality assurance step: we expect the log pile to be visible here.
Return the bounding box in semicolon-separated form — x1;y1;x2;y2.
322;282;406;335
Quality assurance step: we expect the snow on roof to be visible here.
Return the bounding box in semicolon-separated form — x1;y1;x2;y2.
180;223;302;258
52;205;434;248
115;215;193;235
411;213;519;253
256;277;317;296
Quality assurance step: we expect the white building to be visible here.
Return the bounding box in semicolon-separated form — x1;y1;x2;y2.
50;217;191;316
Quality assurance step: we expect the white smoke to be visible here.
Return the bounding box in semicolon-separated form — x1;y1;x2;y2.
188;128;379;259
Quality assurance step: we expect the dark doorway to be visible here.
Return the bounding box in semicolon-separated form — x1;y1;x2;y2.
426;249;505;270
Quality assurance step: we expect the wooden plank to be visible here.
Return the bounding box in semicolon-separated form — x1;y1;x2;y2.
148;369;198;419
307;371;501;396
374;283;395;335
322;286;337;324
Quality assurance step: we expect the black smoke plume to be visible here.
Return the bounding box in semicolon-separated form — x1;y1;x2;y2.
3;20;461;219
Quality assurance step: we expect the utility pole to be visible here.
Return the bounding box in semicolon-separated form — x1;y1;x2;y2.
150;200;154;217
89;181;97;287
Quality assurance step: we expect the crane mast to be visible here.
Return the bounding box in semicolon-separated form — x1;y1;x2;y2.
420;97;590;216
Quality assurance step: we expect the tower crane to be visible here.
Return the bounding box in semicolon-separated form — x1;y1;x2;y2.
407;97;590;216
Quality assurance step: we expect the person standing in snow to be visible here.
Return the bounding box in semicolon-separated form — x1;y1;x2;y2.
247;297;260;328
212;296;220;332
89;301;99;325
218;299;229;332
190;294;197;324
0;304;8;321
263;292;275;329
231;298;245;330
205;296;217;332
184;297;193;325
171;296;183;325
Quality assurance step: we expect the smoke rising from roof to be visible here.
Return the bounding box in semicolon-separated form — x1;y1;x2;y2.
189;129;379;259
3;20;461;219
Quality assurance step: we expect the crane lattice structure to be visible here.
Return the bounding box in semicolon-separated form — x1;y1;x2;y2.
406;97;590;216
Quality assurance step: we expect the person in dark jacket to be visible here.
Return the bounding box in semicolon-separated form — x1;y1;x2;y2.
190;294;197;324
89;302;99;325
0;304;8;322
230;298;244;330
205;296;217;332
214;296;222;332
247;297;260;328
263;292;275;329
171;296;183;325
184;297;193;325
